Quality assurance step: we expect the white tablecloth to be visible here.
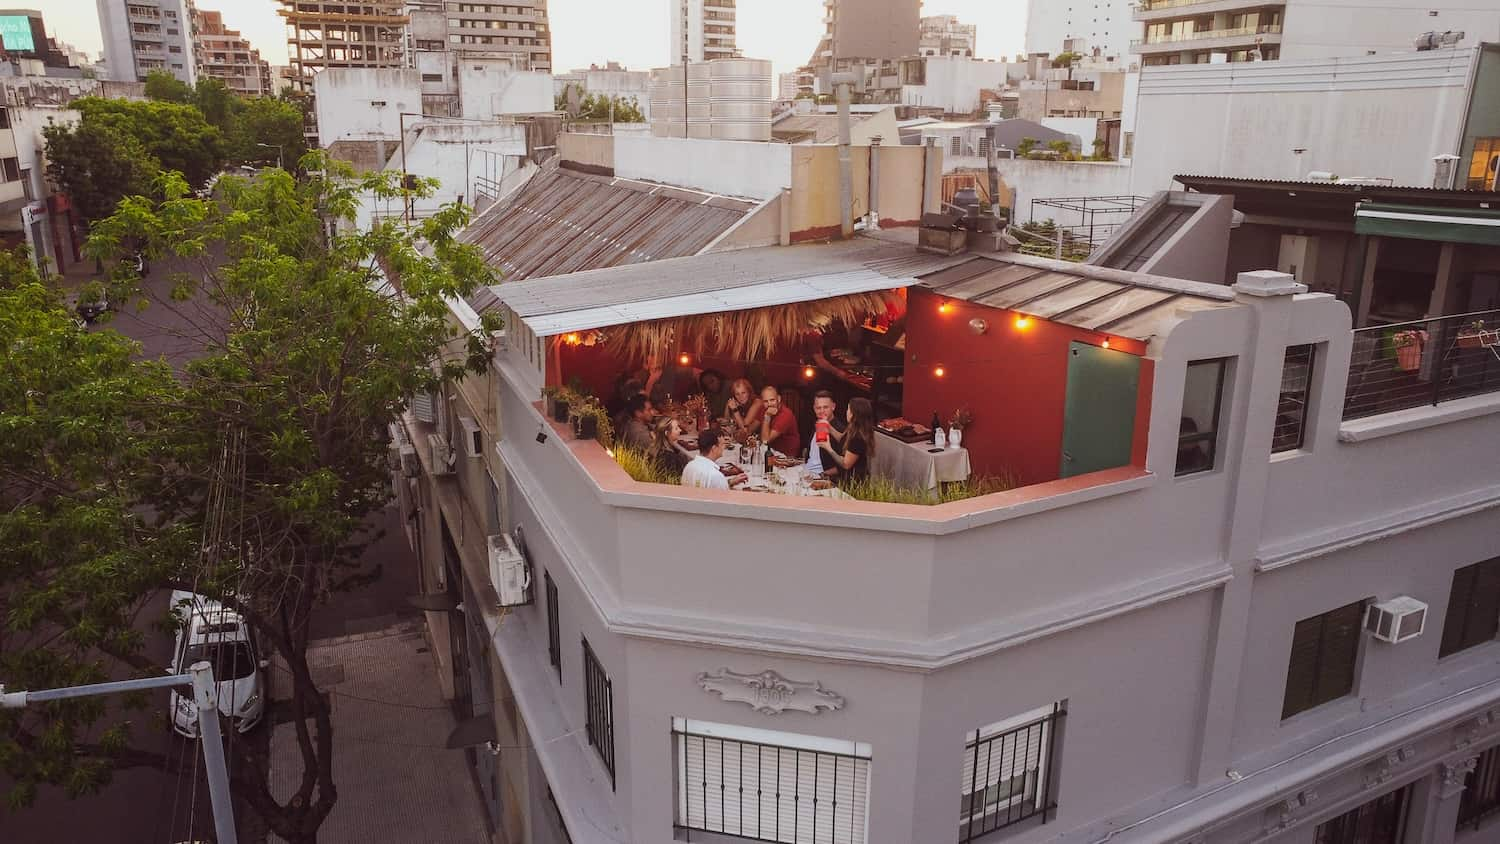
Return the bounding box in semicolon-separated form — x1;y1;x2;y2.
872;433;972;491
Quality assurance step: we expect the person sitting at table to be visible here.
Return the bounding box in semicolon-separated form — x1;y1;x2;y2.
805;390;846;476
759;385;802;458
647;359;700;406
650;416;692;476
724;378;765;436
618;394;654;452
699;369;731;418
819;397;874;486
682;427;745;490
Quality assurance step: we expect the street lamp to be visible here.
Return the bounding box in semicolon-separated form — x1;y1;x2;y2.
257;142;284;170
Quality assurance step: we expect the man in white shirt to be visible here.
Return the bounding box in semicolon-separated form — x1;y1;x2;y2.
806;391;846;476
681;427;744;490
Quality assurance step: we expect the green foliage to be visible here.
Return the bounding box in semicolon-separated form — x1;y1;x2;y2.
73;97;223;189
1051;51;1083;68
1016;136;1038;157
556;84;647;123
0;248;186;809
1047;139;1073;155
223;96;307;167
193;77;237;129
613;446;679;485
840;473;1018;505
143;69;192;103
83;157;501;841
42;120;160;225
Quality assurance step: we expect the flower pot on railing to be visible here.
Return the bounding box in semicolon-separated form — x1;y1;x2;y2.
1393;330;1427;372
552;399;570;424
1458;331;1485;349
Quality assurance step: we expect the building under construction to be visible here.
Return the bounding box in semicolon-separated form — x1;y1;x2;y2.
279;0;408;92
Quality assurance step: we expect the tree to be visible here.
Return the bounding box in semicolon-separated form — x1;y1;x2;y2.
0;248;187;809
193;77;237;130
224;96;307;167
85;159;500;842
1051;51;1082;69
72;97;223;190
144;69;193;103
42;120;160;226
1016;136;1039;157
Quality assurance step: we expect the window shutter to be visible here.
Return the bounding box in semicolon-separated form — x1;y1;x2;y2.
1440;563;1479;658
961;720;1046;797
1316;602;1363;703
1464;560;1500;650
677;731;870;844
410;391;436;423
1282;614;1322;719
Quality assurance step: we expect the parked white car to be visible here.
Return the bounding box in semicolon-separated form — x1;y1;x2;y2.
167;590;267;738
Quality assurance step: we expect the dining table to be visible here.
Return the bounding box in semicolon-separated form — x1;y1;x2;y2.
679;441;852;500
872;430;972;492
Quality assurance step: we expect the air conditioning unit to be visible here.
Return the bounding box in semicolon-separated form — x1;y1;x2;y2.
489;532;532;607
410;391;438;424
1365;597;1427;644
428;433;455;475
400;444;421;477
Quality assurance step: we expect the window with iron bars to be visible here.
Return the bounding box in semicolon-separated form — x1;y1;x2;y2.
582;637;615;789
959;702;1065;842
673;718;872;844
1272;344;1316;453
1459;743;1500;830
545;571;560;680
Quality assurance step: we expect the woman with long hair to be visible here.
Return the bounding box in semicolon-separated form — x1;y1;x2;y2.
819;397;875;485
723;377;765;437
651;416;692;477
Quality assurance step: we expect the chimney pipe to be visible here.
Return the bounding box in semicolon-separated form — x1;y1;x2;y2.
837;80;854;240
868;135;881;230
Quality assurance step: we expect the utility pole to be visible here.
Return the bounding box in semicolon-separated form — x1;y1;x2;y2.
1;662;239;844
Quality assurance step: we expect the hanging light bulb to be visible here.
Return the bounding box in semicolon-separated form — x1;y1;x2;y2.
934;365;946;378
679;352;691;366
1101;338;1111;349
1014;315;1032;330
803;366;816;380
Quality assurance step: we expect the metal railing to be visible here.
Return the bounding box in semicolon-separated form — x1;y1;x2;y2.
1134;24;1282;45
583;636;615;789
545;571;560;680
959;704;1065;842
1459;744;1500;830
1342;309;1500;421
674;726;872;844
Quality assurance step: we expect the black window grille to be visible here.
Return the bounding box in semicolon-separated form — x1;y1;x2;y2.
1282;599;1366;720
959;703;1065;842
1272;344;1316;453
582;637;614;789
1177;358;1228;476
1440;557;1500;658
545;571;560;680
673;721;871;844
1458;744;1500;830
1315;783;1409;844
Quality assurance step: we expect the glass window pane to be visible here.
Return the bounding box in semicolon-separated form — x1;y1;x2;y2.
1176;359;1226;476
1272;345;1315;453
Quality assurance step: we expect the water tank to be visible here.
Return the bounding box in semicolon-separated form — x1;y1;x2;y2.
708;58;772;142
649;63;714;138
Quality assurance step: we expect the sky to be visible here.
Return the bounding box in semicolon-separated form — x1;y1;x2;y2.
44;0;1029;79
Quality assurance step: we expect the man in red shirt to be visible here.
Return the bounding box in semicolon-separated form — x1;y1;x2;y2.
759;385;802;457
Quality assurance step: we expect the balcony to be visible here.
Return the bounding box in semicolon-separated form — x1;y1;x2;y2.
1134;0;1285;21
1131;23;1282;54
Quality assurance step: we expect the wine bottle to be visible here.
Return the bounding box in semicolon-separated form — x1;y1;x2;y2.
932;411;946;448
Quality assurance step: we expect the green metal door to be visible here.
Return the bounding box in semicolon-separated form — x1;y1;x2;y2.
1060;341;1141;479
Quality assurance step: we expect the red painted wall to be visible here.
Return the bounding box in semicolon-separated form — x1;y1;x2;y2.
903;288;1152;487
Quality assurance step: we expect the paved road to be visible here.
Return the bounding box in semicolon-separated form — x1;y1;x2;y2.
1;253;423;843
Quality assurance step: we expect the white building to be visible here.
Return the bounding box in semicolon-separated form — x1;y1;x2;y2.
1132;0;1500;66
406;0;552;74
554;63;654;119
96;0;198;84
900;56;1011;116
1025;0;1138;60
920;14;976;58
670;0;737;65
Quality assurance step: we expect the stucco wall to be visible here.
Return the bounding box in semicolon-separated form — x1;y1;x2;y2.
557;132;615;175
787;144;928;241
613;135;792;200
314;68;422;147
458;67;554;121
984;159;1135;229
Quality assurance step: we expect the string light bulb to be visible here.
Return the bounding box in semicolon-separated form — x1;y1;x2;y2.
934;366;946;378
803;366;816;380
1101;338;1111;349
564;333;581;346
679;353;691;366
939;301;952;314
1014;315;1031;330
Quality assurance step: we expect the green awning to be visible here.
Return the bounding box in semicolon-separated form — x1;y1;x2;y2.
1355;202;1500;246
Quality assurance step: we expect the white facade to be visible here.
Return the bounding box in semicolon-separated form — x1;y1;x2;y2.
1025;0;1138;59
1279;0;1500;60
919;14;976;58
671;0;738;65
96;0;198;84
313;68;422;149
900;56;1011;115
456;65;553;121
554;64;654;119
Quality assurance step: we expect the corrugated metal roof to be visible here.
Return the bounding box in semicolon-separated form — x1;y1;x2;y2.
917;255;1235;341
458;166;758;284
483;234;974;335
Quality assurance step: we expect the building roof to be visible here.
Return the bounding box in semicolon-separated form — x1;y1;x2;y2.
476;234;975;335
1175;174;1500;219
772;112;862;144
916;254;1235;341
458;165;760;288
899;118;1072;150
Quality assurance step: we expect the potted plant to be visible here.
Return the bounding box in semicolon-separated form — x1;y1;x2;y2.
1458;320;1487;349
948;407;973;449
1393;329;1427;372
550;387;572;423
573;399;607;441
543;385;563;420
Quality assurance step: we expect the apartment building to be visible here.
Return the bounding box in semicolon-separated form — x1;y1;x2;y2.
808;0;919;84
1131;0;1500;66
671;0;737;64
1025;0;1137;60
394;128;1500;844
919;14;976;59
191;9;270;97
279;0;406;92
95;0;197;84
407;0;551;74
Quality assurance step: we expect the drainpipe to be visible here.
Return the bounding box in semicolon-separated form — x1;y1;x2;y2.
985;123;1000;217
837;79;854;239
868;135;881;230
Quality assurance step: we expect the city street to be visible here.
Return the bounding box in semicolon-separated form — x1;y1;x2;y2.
1;253;429;843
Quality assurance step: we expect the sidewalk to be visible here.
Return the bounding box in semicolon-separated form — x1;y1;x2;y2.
268;621;490;843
